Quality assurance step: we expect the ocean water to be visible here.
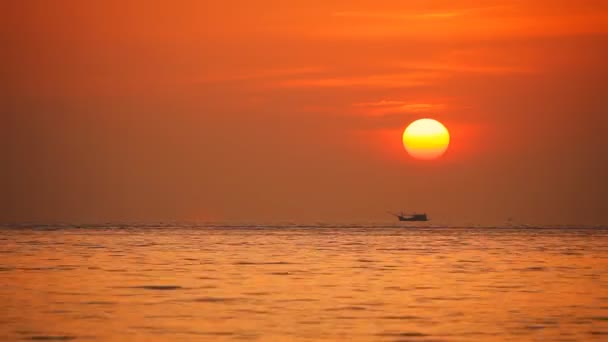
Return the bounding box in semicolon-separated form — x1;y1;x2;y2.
1;225;607;341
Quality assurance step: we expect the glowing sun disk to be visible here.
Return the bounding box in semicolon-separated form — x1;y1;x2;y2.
402;119;450;160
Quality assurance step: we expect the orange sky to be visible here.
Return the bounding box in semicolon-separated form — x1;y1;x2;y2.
3;0;608;224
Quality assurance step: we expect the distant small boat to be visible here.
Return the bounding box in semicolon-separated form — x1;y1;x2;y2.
388;212;429;222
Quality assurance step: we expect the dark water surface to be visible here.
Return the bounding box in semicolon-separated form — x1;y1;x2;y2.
1;226;607;341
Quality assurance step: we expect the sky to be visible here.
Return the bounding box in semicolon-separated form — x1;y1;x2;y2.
2;0;608;225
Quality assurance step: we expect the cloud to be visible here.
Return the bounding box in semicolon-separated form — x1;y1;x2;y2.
271;59;531;91
275;71;442;89
325;4;608;39
353;101;446;115
333;10;464;20
393;61;534;75
333;6;504;21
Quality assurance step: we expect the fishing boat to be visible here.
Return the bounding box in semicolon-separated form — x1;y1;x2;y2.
388;212;429;222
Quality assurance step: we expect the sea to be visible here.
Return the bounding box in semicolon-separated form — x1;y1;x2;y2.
1;224;607;341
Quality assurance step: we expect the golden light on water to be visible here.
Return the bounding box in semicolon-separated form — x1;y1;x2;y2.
402;119;450;160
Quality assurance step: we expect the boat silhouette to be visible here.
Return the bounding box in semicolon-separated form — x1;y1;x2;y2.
388;212;429;222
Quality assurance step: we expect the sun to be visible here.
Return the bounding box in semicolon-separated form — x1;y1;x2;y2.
402;119;450;160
